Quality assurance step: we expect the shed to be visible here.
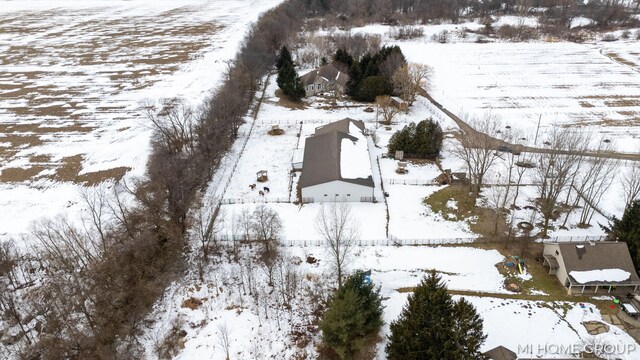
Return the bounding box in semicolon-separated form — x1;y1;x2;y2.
543;242;640;295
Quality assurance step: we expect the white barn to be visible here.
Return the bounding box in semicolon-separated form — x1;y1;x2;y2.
299;118;374;202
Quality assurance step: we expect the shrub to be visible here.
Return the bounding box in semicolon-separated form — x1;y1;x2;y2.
387;118;443;159
356;76;392;102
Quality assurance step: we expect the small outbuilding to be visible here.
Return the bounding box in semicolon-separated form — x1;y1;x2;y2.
299;118;374;202
543;242;640;295
292;148;304;171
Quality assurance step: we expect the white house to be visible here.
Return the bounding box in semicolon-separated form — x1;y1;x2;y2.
543;242;640;295
299;118;374;202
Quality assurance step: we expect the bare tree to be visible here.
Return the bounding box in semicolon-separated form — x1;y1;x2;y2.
392;63;433;105
376;95;400;126
217;323;231;360
315;202;360;288
533;128;587;237
621;159;640;207
194;198;224;260
251;205;283;254
484;180;515;236
452;113;503;196
142;100;197;156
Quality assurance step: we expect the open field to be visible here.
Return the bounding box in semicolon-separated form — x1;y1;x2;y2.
0;0;285;242
399;41;640;152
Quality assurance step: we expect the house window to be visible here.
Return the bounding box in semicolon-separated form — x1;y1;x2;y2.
335;194;339;196
555;250;559;255
318;83;322;90
347;194;351;196
324;194;327;197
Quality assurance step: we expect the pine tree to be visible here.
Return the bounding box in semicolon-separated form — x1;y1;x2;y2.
276;45;293;70
386;272;486;360
320;271;384;359
608;200;640;270
452;298;487;359
277;61;305;101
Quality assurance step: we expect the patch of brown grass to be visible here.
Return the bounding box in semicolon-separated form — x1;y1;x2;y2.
274;89;306;109
0;166;46;182
181;297;203;310
605;52;637;67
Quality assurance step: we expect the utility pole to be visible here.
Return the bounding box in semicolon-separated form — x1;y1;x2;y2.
533;114;542;145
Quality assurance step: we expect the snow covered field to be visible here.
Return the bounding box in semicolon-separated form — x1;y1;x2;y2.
343;19;640;152
401;41;640;152
0;0;285;243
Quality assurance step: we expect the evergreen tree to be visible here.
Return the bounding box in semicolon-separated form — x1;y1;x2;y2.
388;119;443;159
276;45;293;70
386;272;485;360
413;119;443;158
607;200;640;270
320;271;384;359
277;61;305;101
452;298;487;359
356;75;392;102
333;48;354;67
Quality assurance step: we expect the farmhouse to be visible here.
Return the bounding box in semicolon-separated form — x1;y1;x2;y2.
543;242;640;295
299;118;374;202
299;63;349;97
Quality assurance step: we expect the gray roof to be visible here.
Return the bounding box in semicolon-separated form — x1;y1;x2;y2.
300;63;349;87
552;242;640;285
484;346;517;360
299;119;373;189
314;117;364;136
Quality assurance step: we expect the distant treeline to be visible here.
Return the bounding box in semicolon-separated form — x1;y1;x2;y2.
304;0;639;28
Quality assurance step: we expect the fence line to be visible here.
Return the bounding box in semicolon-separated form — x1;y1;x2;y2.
386;178;437;186
221;197;291;205
212;234;609;247
541;235;607;243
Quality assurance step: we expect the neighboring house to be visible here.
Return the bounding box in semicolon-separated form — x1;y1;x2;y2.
299;63;349;97
543;242;640;295
299;118;374;202
483;346;517;360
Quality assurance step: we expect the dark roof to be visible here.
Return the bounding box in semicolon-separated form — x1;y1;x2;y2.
314;118;364;136
484;346;517;360
299;119;373;189
299;63;349;87
553;242;640;285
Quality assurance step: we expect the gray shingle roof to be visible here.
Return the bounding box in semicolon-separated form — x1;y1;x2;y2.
299;63;349;87
554;242;640;285
298;119;373;189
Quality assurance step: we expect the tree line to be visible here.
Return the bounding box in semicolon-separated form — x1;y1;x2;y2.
0;1;309;358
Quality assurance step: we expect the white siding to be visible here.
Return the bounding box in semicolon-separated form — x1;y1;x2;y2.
543;243;570;289
302;180;373;202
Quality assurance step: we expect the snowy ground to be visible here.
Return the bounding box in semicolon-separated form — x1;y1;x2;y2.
140;243;640;359
0;0;285;245
345;20;640;152
381;293;640;359
210;78;473;243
